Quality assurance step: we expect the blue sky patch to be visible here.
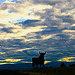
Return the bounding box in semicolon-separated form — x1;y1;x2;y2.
10;0;16;2
8;11;15;13
8;21;12;23
0;0;5;3
0;0;16;3
9;18;29;23
14;19;29;23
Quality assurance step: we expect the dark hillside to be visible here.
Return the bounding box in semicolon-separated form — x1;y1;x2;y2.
0;67;75;75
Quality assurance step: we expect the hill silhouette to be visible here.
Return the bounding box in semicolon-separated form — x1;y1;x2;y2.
0;66;75;75
0;62;75;70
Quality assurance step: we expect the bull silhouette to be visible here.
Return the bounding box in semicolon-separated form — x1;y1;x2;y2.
32;52;46;68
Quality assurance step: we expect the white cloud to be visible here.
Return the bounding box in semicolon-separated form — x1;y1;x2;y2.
41;34;56;40
0;25;47;40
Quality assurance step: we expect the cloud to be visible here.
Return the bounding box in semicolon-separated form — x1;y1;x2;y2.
0;0;75;64
63;30;75;33
0;58;22;65
32;0;63;5
17;48;32;52
58;57;75;62
1;27;13;33
57;15;75;24
0;25;47;40
0;52;6;54
41;34;56;40
44;61;51;64
0;0;52;25
0;59;22;62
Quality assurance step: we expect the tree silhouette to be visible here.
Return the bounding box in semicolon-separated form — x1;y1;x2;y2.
60;62;66;67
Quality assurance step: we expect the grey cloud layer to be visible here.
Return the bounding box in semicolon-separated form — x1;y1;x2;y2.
0;0;75;63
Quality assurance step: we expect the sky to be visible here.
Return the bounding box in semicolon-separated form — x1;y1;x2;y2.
0;0;75;65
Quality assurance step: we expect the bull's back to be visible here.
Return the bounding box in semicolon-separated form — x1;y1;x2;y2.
32;58;44;64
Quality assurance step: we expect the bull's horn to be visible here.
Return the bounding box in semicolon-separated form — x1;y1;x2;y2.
39;51;40;54
45;51;46;54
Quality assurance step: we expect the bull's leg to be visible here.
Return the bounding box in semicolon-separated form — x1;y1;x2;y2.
32;63;35;68
36;64;38;68
43;63;44;68
40;64;41;68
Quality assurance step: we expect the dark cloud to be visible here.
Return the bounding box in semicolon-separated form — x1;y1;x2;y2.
56;34;70;39
22;20;40;27
32;0;62;5
0;32;74;62
69;26;75;30
0;3;7;10
36;27;62;35
57;15;75;24
1;27;14;33
0;39;29;59
15;20;41;28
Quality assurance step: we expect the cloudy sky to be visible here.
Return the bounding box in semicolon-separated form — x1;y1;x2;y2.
0;0;75;65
